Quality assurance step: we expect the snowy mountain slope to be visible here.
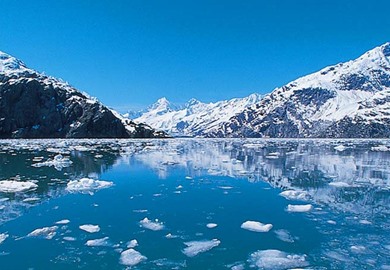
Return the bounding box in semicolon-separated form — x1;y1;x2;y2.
132;94;262;136
0;51;166;138
210;42;390;138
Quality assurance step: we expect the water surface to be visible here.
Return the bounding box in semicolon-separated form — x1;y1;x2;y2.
0;139;389;269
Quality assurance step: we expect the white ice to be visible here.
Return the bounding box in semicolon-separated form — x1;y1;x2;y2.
66;178;113;193
182;239;221;257
55;219;70;225
206;223;218;229
119;249;147;266
0;180;37;193
241;221;273;232
32;154;72;171
0;233;8;244
127;239;138;248
274;229;295;243
249;249;309;270
287;204;313;213
86;237;111;247
279;190;309;201
79;224;100;233
139;218;164;231
27;226;58;240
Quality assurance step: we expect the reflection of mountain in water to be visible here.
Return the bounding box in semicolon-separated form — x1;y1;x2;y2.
0;140;121;224
133;139;390;217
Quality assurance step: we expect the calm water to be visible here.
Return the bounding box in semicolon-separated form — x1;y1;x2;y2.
0;139;389;269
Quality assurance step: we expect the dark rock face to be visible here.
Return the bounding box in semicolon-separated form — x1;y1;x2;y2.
0;56;166;139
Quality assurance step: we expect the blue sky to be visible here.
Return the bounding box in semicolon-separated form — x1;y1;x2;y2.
1;0;390;111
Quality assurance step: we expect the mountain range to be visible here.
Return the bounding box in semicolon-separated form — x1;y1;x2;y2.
132;43;390;138
0;51;165;138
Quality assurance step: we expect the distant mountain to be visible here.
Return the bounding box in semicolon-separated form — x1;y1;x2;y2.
0;51;166;138
131;94;262;137
209;42;390;138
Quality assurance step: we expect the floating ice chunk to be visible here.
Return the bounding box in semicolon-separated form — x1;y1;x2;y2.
119;249;147;266
274;229;294;243
241;221;273;232
334;145;347;151
359;219;372;225
32;154;73;171
165;233;178;239
230;263;245;270
63;236;76;241
127;239;138;248
79;224;100;233
0;233;8;244
185;176;192;180
27;226;58;240
66;178;113;193
139;218;164;231
206;223;218;229
182;239;221;257
371;145;390;151
249;249;309;269
329;181;351;187
350;245;366;253
287;204;313;213
55;219;70;225
86;237;111;247
279;190;309;201
327;220;337;225
22;197;40;202
218;186;233;190
0;180;38;193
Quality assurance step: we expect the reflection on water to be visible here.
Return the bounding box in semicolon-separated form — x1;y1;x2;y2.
0;139;389;269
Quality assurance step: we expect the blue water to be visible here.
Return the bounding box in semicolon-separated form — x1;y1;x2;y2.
0;139;389;269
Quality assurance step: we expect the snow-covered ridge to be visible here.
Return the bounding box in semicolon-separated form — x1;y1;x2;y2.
0;50;166;138
215;42;390;138
130;93;262;137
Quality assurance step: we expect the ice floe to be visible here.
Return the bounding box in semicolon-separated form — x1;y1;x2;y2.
274;229;295;243
63;236;76;241
241;221;273;232
79;224;100;233
126;239;138;248
279;190;309;201
249;249;309;269
86;237;111;247
0;233;8;244
119;248;147;266
206;223;218;229
182;239;221;257
0;180;38;193
139;218;164;231
334;145;347;151
32;154;73;170
287;204;313;213
27;226;58;240
66;178;113;193
55;219;70;225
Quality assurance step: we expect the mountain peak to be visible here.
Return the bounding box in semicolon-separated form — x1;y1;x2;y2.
380;42;390;57
0;51;28;74
185;98;201;107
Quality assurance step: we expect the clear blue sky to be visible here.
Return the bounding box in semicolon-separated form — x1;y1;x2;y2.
1;0;390;111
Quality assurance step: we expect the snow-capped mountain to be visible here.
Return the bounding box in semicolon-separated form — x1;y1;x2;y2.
210;42;390;138
132;93;262;136
0;51;165;138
